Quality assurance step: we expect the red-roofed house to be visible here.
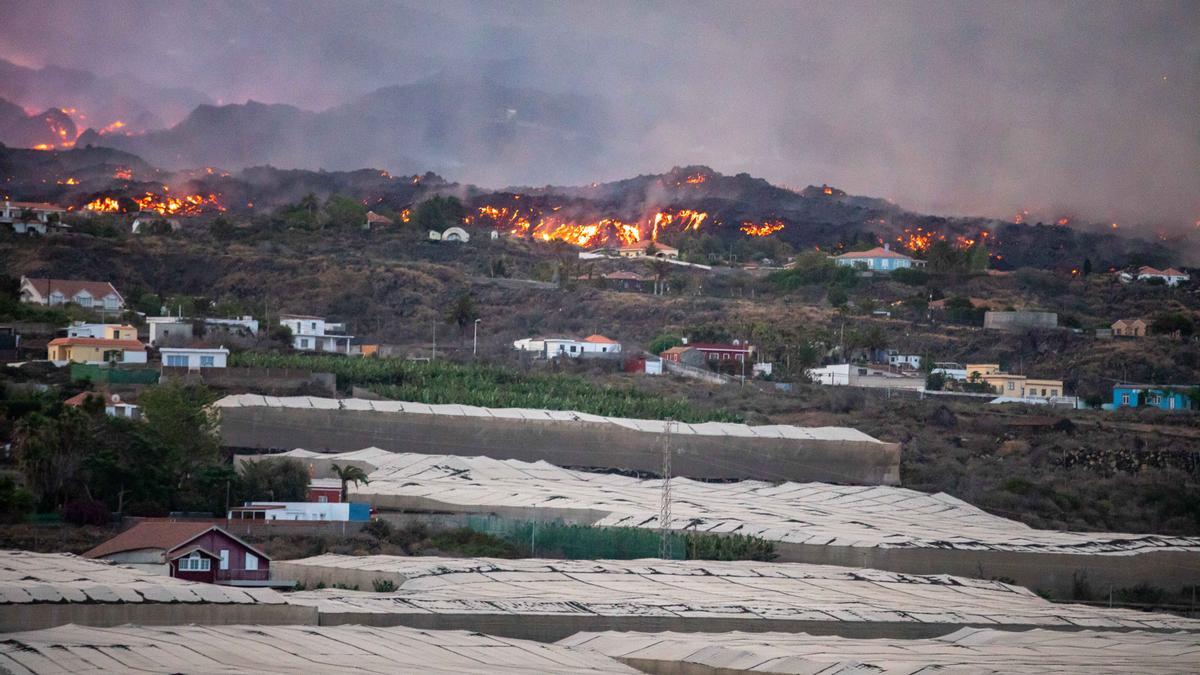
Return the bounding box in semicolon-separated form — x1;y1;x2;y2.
1133;266;1190;287
684;340;755;362
19;276;124;311
832;244;923;271
48;337;147;364
611;240;679;259
84;521;277;586
364;210;393;229
64;390;140;419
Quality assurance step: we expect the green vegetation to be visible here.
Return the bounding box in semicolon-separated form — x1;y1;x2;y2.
412;195;466;230
239;458;310;502
229;352;739;422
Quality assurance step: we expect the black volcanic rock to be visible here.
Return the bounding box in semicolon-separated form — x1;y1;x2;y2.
0;98;76;148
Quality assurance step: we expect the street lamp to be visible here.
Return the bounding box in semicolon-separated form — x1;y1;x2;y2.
473;318;482;357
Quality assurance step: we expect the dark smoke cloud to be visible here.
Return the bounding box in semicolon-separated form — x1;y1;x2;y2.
1;0;1196;229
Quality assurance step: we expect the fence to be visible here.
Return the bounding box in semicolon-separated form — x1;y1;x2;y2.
70;363;160;384
464;515;687;559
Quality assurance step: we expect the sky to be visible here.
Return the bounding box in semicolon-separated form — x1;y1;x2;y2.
1;0;1196;228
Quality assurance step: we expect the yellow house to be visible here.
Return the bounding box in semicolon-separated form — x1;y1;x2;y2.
47;337;147;364
103;325;138;340
965;363;1001;380
1021;378;1063;399
982;373;1025;396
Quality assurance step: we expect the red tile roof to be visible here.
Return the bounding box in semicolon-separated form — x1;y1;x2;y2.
1138;266;1187;276
22;278;122;302
83;521;214;559
834;246;914;260
48;337;145;350
583;334;618;344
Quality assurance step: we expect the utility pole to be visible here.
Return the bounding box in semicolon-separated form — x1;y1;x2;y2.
659;419;673;559
473;318;481;357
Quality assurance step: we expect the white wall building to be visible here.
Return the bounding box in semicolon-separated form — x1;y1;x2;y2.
20;277;123;311
228;502;358;522
1;201;67;234
888;352;923;369
808;363;925;390
161;347;230;369
514;335;622;359
146;317;194;346
204;316;260;335
280;314;353;353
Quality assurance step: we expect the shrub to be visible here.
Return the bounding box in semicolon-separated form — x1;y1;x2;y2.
362;518;394;540
371;578;398;592
890;267;929;286
0;477;34;524
62;498;111;526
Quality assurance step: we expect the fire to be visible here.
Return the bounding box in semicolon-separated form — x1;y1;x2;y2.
1014;210;1029;224
56;177;79;185
84;197;121;213
471;204;711;248
1057;218;1070;226
99;120;126;135
823;186;833;195
33;144;52;151
113;167;133;180
740;220;785;237
84;192;226;216
895;226;989;253
134;192;225;215
683;173;707;185
400;208;411;223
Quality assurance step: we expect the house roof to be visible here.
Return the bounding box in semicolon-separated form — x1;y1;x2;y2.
659;346;694;356
22;278;122;301
366;210;393;224
617;240;678;253
63;391;132;408
167;545;219;561
84;520;271;561
583;334;618;344
48;337;145;350
5;201;66;211
1138;266;1187;276
280;313;324;320
604;270;648;281
1114;383;1198;391
159;346;230;354
835;246;914;260
688;342;753;351
83;521;214;559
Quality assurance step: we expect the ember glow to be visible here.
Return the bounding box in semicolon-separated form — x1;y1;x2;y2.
895;226;990;253
83;197;121;213
682;173;707;185
113;167;133;180
740;220;785;237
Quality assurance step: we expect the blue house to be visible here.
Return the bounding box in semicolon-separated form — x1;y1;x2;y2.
833;245;923;271
1111;384;1197;411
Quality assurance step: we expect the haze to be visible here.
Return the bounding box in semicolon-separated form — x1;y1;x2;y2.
1;0;1196;228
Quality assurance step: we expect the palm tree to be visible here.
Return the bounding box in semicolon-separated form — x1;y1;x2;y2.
330;463;370;502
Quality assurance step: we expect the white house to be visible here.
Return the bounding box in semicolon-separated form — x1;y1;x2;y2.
227;502;365;522
513;334;623;359
146;317;195;346
204;316;260;335
20;277;124;311
64;391;140;419
67;323;137;340
807;363;925;390
931;362;968;381
887;351;923;369
279;314;353;353
1126;266;1191;287
160;346;230;370
832;244;922;271
1;201;67;234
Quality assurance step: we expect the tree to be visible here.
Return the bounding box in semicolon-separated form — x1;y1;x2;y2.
1082;257;1093;277
412;196;465;231
649;334;682;355
331;463;370;502
13;408;93;510
324;194;367;229
1151;312;1194;337
445;292;477;331
209;215;236;240
827;285;848;307
239;458;309;502
138;382;219;496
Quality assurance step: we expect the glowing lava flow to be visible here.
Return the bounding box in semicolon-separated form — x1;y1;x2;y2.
83;197;121;213
471;205;712;247
740;220;785;237
84;192;226;216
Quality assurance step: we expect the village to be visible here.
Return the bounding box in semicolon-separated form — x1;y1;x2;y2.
1;2;1199;669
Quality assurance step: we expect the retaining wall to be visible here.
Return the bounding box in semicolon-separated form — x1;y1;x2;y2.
0;602;316;632
219;405;901;485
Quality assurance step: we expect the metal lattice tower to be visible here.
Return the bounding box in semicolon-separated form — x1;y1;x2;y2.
659;419;673;559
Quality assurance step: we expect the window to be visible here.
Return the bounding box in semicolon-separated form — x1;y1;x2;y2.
219;549;230;570
318;495;328;503
1121;393;1130;405
300;338;310;349
1007;381;1015;391
310;322;317;331
245;553;258;571
178;552;210;572
76;295;92;307
165;354;188;367
200;356;215;367
1169;397;1177;410
570;345;577;353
